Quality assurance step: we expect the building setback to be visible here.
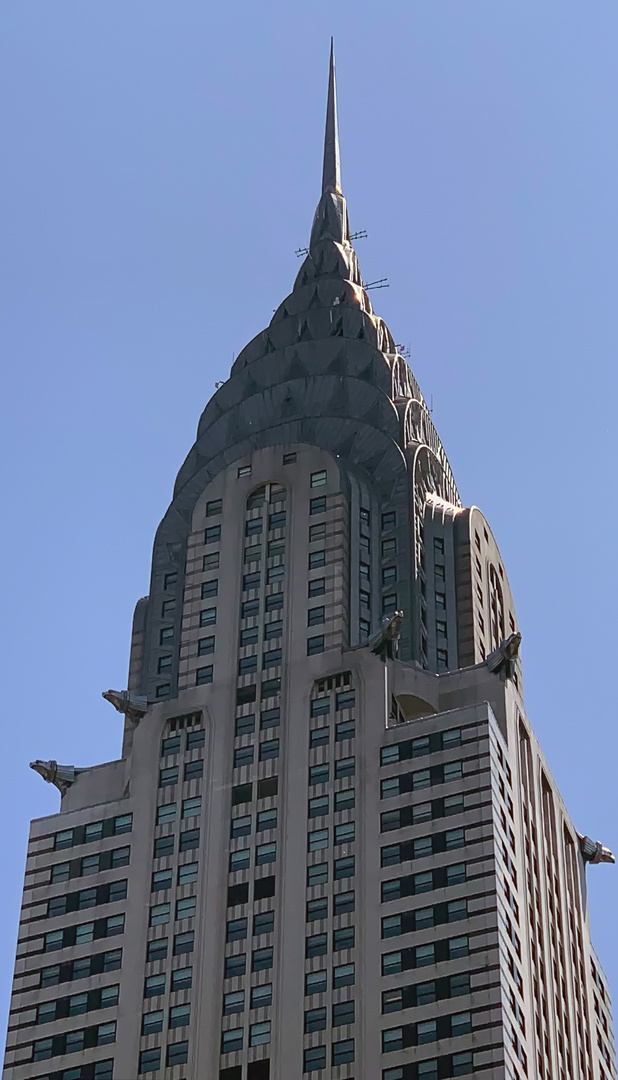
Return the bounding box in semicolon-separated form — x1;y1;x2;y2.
2;43;616;1080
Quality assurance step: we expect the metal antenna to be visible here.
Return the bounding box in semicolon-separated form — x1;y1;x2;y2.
363;278;389;291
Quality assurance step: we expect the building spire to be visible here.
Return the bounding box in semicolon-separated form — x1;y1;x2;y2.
322;39;341;195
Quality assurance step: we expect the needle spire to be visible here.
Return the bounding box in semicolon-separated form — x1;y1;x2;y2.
322;39;341;195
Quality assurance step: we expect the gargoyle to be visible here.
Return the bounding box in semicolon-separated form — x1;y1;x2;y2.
103;690;148;723
579;834;615;865
487;632;522;680
30;760;77;796
370;611;404;662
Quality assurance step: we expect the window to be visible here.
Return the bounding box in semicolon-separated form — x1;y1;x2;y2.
382;511;396;530
308;550;326;569
265;593;284;612
203;551;220;570
241;599;260;618
264;620;283;639
142;1010;163;1035
305;970;327;995
260;707;280;730
250;1020;271;1046
308;829;329;851
171;966;192;991
253;910;274;936
334;890;355;915
360;562;370;581
176;896;197;920
307;897;328;921
251;983;272;1008
235;714;255;738
333;962;355;988
225;954;247;978
309;763;329;785
200;607;216;627
223;990;245;1015
239;655;258;675
382;566;397;584
236;686;257;706
383;593;398;614
184;758;204;780
237;465;251;477
283;452;296;464
332;1038;355;1065
169;1003;191;1028
335;757;355;779
263;648;282;668
167;1040;189;1067
336;719;355;741
261;677;281;698
310;470;327;487
259;738;279;761
154;836;174;858
452;1052;474;1075
160;627;174;646
161;734;181;756
449;935;469;959
308;606;325;626
205;525;221;544
306;933;328;958
309;795;329;818
144;974;166;998
201;579;218;600
182;797;202;819
180;828;200;851
335;822;355;845
304;1045;327;1072
234;746;254;768
256;842;276;864
161;599;175;618
229;850;251;872
307;635;325;655
252;946;273;971
152;869;173;892
305;1007;327;1033
308;578;325;597
257;775;278;798
51;862;70;883
382;538;397;558
231;815;252;839
222;1028;244;1053
139;1048;161;1073
156;802;177;825
174;930;194;955
307;863;328;886
150;903;170;927
147;939;168;962
257;809;277;831
333;926;355;951
243;572;261;591
269;511;286;530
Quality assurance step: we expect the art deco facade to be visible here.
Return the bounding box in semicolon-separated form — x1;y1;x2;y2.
3;46;615;1080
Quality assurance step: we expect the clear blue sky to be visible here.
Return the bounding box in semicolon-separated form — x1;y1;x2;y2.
1;0;617;1042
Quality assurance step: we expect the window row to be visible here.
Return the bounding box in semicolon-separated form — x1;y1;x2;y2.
380;760;464;798
244;538;285;564
309;721;355;746
223;984;272;1014
303;1038;354;1071
146;931;194;961
381;827;466;867
156;795;204;822
308;789;355;817
236;680;281;707
307;855;355;886
383;1010;472;1051
244;511;287;536
381;862;467;902
226;910;274;941
382;933;470;975
310;690;355;715
221;1021;272;1054
380;794;465;832
231;776;278;803
32;1059;113;1080
380;727;462;765
239;622;283;647
32;1022;116;1062
150;896;198;926
158;760;205;786
224;947;274;977
238;650;283;674
231;809;278;837
381;898;468;938
36;985;119;1026
50;846;130;884
382;1050;474;1079
307;822;355;850
229;842;277;872
53;815;132;851
227;875;275;908
233;740;279;767
142;1004;190;1035
152;862;198;891
305;926;355;956
47;879;127;918
382;972;471;1013
39;949;122;989
161;728;205;756
305;963;355;995
306;890;355;921
242;568;286;592
241;594;283;619
305;1000;355;1032
154;828;199;859
139;1041;188;1074
144;967;192;997
43;916;124;954
309;758;355;784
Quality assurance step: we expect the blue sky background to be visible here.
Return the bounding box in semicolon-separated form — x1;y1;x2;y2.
1;0;617;1044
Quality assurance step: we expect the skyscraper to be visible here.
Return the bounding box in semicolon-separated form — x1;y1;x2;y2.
3;41;615;1080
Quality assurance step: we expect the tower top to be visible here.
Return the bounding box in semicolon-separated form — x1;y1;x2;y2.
321;39;341;195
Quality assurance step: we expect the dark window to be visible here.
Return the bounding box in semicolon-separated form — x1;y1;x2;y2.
309;522;327;542
265;593;284;612
235;713;255;736
160;627;174;645
240;627;259;646
254;875;275;900
239;655;258;675
307;898;328;921
196;666;213;685
308;606;325;626
261;678;281;698
259;739;279;761
333;1000;355;1026
201;579;218;599
179;829;200;851
283;452;296;464
186;728;205;750
167;1040;189;1067
333;927;355;951
308;578;326;597
382;511;396;530
269;511;286;529
257;776;278;798
263;649;282;669
139;1048;161;1073
305;1006;327;1033
197;636;215;656
184;759;203;781
236;686;257;706
154;836;174;859
225;954;247;978
304;1046;327;1072
334;856;355;880
260;707;280;729
203;551;220;571
241;599;260;618
243;572;261;591
227;883;249;907
205;525;221;544
335;757;355;779
206;498;222;517
161;600;175;618
155;683;170;699
307;635;325;655
264;620;283;640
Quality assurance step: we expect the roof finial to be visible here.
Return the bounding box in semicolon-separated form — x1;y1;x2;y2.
322;39;341;195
